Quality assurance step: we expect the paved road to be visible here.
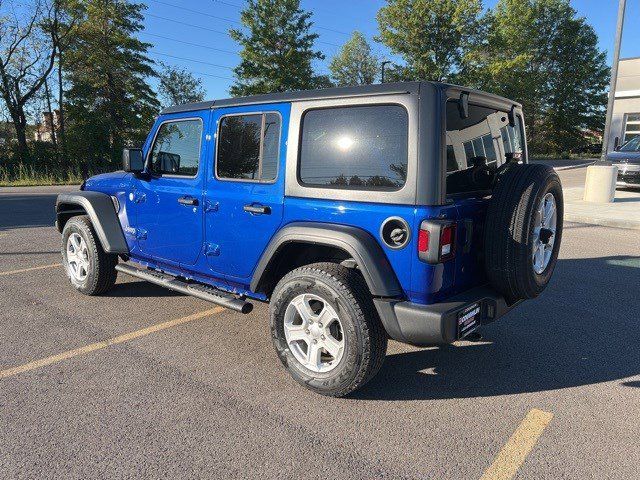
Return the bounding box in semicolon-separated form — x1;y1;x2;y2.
556;165;588;189
1;187;638;479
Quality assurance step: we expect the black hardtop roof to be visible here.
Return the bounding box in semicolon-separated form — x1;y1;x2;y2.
159;81;520;115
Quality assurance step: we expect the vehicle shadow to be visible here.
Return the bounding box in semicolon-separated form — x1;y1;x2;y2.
354;255;640;401
109;280;184;298
613;196;640;203
0;194;57;231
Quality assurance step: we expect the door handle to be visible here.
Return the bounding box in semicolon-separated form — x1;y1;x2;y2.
178;196;199;206
243;204;271;215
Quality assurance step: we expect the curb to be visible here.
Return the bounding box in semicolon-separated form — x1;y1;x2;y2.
554;161;596;171
564;213;640;230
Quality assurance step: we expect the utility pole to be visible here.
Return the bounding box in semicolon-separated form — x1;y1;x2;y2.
381;61;392;83
601;0;626;162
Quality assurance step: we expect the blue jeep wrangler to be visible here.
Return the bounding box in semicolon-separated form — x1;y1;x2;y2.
55;82;563;397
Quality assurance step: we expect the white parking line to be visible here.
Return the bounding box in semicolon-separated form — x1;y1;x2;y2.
0;263;60;276
0;307;224;379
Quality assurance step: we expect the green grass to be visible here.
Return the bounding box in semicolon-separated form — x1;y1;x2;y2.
0;164;84;187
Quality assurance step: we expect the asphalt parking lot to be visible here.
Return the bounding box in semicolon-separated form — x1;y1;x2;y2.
1;179;639;479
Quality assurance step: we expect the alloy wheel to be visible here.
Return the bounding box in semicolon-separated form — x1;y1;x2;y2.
283;293;345;373
532;192;557;274
66;233;90;282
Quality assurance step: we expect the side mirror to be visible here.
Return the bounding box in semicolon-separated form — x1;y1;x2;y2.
123;148;144;173
614;137;620;151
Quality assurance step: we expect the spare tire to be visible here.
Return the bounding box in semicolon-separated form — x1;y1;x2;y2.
484;163;563;302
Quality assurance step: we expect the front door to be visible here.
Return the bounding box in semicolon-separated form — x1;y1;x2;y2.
204;104;289;283
133;112;209;266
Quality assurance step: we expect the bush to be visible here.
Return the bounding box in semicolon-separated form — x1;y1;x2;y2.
0;141;116;186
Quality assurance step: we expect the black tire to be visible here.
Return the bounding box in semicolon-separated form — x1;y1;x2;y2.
61;215;118;295
484;163;564;302
270;262;387;397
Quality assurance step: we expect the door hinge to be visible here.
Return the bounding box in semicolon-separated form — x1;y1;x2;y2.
463;219;474;253
135;228;148;240
131;191;146;204
204;199;219;213
204;243;220;256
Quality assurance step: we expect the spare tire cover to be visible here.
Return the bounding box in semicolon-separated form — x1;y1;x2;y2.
483;163;564;302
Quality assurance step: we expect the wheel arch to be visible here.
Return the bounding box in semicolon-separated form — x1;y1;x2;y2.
250;222;404;299
56;191;129;254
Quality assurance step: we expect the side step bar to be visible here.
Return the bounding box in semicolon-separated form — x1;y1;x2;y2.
115;263;253;314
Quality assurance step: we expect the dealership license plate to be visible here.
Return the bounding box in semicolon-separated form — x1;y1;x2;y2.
457;303;481;339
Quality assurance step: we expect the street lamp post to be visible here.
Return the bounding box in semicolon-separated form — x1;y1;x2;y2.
600;0;627;162
584;0;626;204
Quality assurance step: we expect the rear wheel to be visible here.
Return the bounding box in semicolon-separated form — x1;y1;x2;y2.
61;215;118;295
484;164;564;301
270;262;387;397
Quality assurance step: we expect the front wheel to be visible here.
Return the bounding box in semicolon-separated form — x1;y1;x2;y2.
270;262;387;397
61;215;118;295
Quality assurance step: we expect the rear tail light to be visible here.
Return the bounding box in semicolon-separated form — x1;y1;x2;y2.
418;220;457;264
439;224;456;260
417;229;430;253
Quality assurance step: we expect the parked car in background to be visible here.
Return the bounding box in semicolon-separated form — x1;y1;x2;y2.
608;136;640;189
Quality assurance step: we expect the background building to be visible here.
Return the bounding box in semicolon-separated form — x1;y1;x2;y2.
34;110;60;143
608;57;640;150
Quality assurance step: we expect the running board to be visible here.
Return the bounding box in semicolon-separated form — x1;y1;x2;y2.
115;263;253;314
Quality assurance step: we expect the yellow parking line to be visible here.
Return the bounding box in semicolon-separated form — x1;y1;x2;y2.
0;307;224;379
0;263;60;276
480;409;554;480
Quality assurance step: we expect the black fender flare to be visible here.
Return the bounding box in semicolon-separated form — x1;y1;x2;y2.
55;191;129;254
250;222;403;298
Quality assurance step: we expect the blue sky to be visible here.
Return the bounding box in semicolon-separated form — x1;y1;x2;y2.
141;0;639;99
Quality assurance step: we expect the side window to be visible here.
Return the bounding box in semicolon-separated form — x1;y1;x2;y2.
261;113;280;181
150;119;202;176
446;101;525;195
299;105;408;190
216;112;282;181
501;122;525;157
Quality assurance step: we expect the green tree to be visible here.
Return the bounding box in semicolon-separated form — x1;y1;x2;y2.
229;0;324;96
64;0;159;168
158;62;206;108
463;0;608;154
0;0;65;161
376;0;484;82
329;31;379;86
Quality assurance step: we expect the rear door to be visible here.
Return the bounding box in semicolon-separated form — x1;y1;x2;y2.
444;99;527;291
204;103;290;282
133;112;209;266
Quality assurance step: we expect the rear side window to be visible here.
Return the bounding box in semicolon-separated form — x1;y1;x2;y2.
216;113;281;181
446;101;525;195
299;105;408;190
150;119;203;176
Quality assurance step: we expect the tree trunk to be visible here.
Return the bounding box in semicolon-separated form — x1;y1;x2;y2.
11;110;30;162
43;77;60;161
57;50;68;165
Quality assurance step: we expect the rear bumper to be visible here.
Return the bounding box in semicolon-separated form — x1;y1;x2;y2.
374;285;521;346
616;180;640;188
617;169;640;187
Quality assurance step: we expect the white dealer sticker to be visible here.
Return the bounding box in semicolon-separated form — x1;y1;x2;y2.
458;303;481;338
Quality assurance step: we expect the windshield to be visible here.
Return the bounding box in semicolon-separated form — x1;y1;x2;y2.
619;136;640;152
